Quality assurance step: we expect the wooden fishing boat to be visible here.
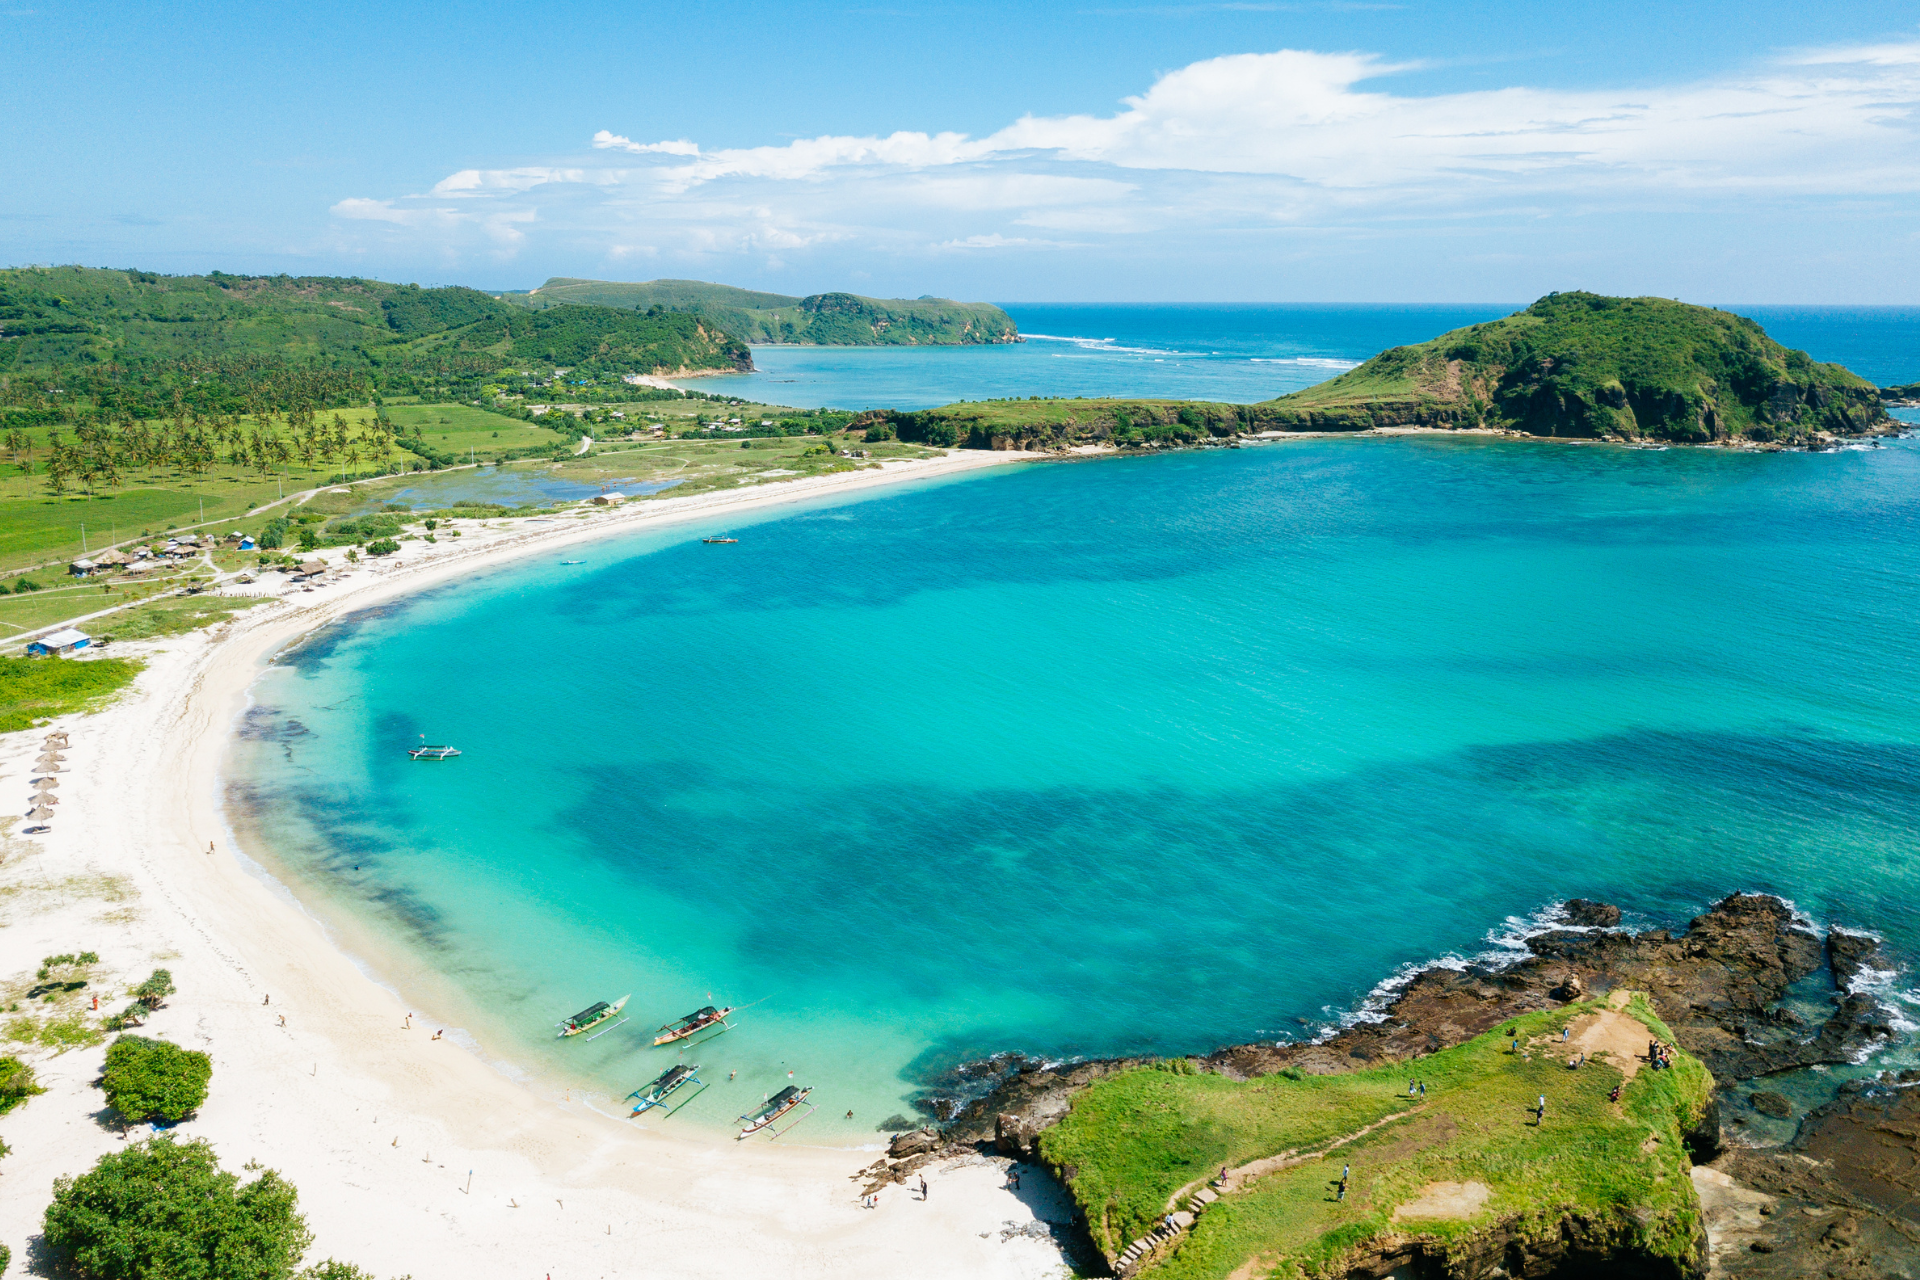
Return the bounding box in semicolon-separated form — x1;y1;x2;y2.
702;536;738;544
652;1004;734;1046
555;994;631;1039
628;1063;700;1115
408;744;462;760
739;1084;811;1138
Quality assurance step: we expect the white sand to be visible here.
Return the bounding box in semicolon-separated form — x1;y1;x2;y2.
0;449;1075;1278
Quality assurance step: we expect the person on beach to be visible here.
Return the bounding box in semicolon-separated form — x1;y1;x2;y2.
432;1029;443;1041
208;841;215;855
263;994;270;1006
919;1175;929;1201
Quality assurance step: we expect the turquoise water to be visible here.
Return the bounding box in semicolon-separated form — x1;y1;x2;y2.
235;431;1920;1139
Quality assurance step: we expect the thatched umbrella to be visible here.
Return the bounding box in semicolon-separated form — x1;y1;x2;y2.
27;806;53;821
30;777;57;788
32;792;57;805
36;753;66;764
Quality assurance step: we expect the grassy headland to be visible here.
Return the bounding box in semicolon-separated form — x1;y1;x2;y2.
503;277;1021;346
863;294;1893;451
1043;996;1711;1279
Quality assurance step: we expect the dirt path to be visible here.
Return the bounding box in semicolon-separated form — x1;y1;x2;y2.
1165;1107;1419;1212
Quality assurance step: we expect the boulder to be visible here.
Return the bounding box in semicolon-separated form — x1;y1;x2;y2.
995;1112;1039;1160
1826;927;1882;990
1551;974;1585;1002
1563;899;1622;928
888;1127;940;1159
1750;1091;1792;1119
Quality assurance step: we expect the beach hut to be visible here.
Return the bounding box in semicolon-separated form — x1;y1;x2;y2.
27;628;92;656
590;493;627;506
297;559;327;579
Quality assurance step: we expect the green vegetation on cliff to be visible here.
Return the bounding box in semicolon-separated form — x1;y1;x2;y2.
1042;996;1712;1279
0;267;751;414
505;277;1020;346
1264;292;1886;443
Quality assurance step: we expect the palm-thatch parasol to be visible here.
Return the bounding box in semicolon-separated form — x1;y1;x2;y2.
36;753;66;764
31;792;57;805
30;777;57;788
27;806;53;820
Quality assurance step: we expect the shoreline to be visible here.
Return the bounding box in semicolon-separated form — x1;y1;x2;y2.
0;447;1077;1278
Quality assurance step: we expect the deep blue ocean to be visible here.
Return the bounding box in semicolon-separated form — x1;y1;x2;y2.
234;305;1920;1139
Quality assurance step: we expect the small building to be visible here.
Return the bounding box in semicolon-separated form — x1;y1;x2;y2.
123;561;158;576
238;535;256;551
68;559;98;577
28;628;92;656
590;493;627;506
296;559;327;579
93;550;133;567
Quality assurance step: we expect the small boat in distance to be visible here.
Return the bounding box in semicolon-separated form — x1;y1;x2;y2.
702;535;738;544
556;993;631;1039
628;1063;700;1115
561;559;584;565
739;1085;812;1138
653;1004;734;1046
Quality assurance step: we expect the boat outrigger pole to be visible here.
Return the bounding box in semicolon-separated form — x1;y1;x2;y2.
555;994;632;1040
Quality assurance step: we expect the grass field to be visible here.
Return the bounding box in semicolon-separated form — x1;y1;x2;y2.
1043;996;1711;1279
0;653;145;732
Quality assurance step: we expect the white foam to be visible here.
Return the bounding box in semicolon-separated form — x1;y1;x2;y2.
1021;333;1179;356
1250;357;1361;369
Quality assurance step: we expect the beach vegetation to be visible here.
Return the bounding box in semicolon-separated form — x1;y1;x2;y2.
365;538;399;557
43;1136;313;1280
0;1053;46;1112
6;1010;104;1052
1043;996;1711;1278
94;596;263;643
0;653;143;730
102;1034;211;1122
133;969;175;1009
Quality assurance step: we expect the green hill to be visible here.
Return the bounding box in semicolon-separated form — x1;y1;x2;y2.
0;266;751;414
503;277;1021;347
1263;292;1887;444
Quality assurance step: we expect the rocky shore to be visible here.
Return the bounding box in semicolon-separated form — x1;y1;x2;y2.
867;894;1918;1278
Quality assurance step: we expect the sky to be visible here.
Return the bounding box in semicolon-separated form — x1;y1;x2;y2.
4;0;1919;302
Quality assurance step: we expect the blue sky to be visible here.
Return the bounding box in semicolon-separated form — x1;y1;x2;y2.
4;0;1919;301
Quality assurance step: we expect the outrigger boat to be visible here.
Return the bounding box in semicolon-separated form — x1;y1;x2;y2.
701;535;738;544
555;994;631;1039
652;1004;734;1046
739;1085;811;1138
628;1063;700;1115
408;735;461;761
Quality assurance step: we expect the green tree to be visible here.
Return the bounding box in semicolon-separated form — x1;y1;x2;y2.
0;1054;46;1113
43;1136;313;1280
134;968;176;1009
365;538;399;557
102;1035;211;1122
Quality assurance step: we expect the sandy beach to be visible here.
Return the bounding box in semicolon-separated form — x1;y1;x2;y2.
0;448;1075;1278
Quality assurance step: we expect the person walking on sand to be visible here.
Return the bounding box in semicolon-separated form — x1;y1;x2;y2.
919;1175;929;1201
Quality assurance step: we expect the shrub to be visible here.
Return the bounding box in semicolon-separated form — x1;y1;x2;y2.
258;517;290;550
296;526;320;551
365;538;399;557
0;1055;45;1113
43;1136;312;1280
103;1035;212;1122
134;968;175;1008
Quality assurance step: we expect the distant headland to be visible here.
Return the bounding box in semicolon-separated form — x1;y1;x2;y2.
498;277;1022;348
864;293;1898;452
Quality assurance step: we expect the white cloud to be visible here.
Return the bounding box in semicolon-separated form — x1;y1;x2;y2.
592;130;701;156
326;41;1920;281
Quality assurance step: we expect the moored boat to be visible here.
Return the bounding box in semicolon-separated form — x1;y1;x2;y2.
652;1004;733;1046
702;536;738;544
628;1063;700;1115
555;993;631;1039
408;744;462;760
738;1084;811;1138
